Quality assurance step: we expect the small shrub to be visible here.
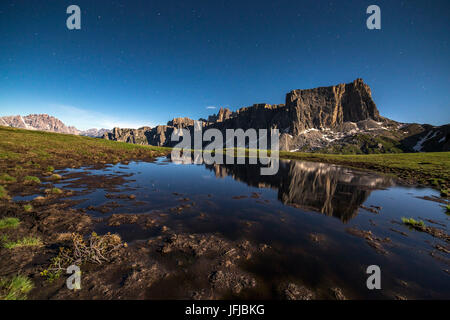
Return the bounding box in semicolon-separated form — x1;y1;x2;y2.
23;205;33;212
0;217;20;229
401;217;426;228
46;166;55;173
42;232;125;281
441;189;449;197
0;174;16;183
3;236;42;249
50;188;62;194
0;186;8;199
24;176;41;184
0;275;34;300
446;204;450;215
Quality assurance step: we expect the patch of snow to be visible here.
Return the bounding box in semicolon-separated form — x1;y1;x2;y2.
299;128;319;135
413;131;433;152
429;131;438;140
439;136;446;143
20;115;31;129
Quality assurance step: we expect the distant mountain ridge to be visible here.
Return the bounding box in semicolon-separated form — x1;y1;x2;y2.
0;114;109;138
79;128;111;138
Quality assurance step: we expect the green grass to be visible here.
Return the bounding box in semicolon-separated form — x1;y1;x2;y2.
0;174;16;183
0;126;171;177
3;236;43;249
0;185;7;199
24;176;41;184
49;187;62;194
0;217;20;229
23;204;33;212
318;134;405;154
0;275;34;300
401;217;426;228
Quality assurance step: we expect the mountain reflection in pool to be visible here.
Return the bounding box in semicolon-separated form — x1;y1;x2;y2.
55;157;449;299
205;160;394;222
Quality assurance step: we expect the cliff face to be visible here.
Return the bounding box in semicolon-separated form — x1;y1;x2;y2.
286;78;381;135
103;125;177;147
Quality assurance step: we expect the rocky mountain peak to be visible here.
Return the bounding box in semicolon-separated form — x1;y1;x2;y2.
0;114;80;135
167;117;195;128
286;78;381;135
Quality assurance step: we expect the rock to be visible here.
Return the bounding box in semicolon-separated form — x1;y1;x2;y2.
282;283;314;300
330;287;346;300
346;227;390;254
209;270;256;294
309;233;326;243
360;205;380;214
107;214;139;226
209;270;225;285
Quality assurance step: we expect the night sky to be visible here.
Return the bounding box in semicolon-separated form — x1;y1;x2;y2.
0;0;449;130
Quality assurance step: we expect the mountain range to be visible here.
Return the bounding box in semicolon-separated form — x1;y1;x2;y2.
0;114;109;138
103;79;449;153
1;79;449;153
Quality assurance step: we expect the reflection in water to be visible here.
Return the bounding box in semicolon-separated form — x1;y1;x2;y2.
205;160;394;222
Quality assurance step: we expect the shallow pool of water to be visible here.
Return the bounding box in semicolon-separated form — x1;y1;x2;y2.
54;157;449;299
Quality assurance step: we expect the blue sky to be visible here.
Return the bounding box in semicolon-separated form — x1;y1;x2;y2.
0;0;449;130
